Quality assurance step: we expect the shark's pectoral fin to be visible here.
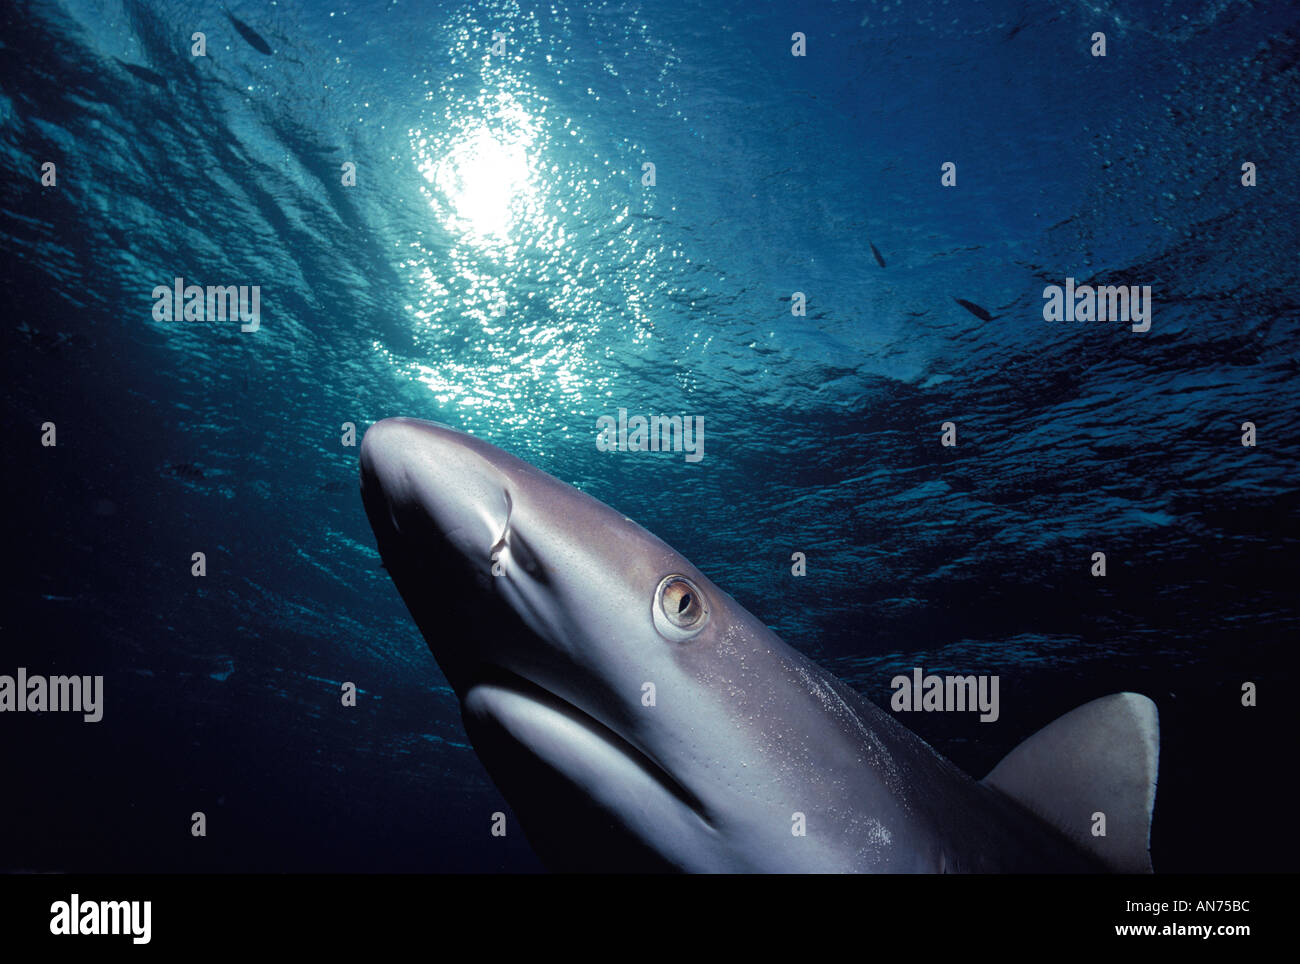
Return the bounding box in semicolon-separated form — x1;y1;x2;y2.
981;692;1159;873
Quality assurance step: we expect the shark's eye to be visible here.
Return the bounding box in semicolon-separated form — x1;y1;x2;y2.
664;581;698;623
653;575;709;640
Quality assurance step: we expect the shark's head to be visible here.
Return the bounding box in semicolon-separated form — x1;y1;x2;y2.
359;418;876;872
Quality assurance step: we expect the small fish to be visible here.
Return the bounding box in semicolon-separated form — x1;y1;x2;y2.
227;11;273;55
869;242;887;268
166;462;206;480
116;58;168;88
953;298;994;321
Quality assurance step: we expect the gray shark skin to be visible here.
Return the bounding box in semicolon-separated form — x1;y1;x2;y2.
360;418;1159;873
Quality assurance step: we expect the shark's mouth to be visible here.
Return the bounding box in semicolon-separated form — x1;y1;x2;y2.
462;667;711;830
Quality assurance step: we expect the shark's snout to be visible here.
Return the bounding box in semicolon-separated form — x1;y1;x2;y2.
360;418;542;695
360;417;511;566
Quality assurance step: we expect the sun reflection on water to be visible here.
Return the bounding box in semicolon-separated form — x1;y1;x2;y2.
384;51;665;446
416;99;540;245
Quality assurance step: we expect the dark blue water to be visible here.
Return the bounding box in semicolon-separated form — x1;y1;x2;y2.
2;0;1297;872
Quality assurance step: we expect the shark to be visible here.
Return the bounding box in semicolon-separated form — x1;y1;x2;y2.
359;417;1159;873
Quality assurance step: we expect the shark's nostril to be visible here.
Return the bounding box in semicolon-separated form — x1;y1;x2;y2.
492;490;514;556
